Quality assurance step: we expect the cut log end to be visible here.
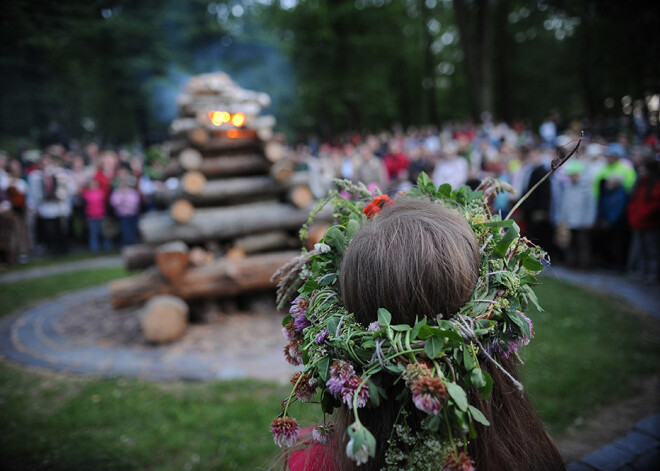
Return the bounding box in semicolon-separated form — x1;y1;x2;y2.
182;171;207;195
225;247;246;260
289;185;314;209
264;141;285;163
155;244;190;280
188;128;210;147
179;148;203;171
270;160;295;183
171;199;195;224
140;295;189;344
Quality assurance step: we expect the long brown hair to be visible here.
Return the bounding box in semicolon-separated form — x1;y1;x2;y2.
333;199;564;471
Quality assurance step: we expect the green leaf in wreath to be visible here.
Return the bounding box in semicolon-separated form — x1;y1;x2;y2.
377;308;392;327
417;172;434;192
345;219;361;243
478;370;493;399
493;222;520;258
327;317;340;336
519;250;544;272
438;183;452;197
446;382;468;411
410;317;427;340
468;404;491;426
463;346;476;371
317;356;330;381
390;324;411;332
469;368;487;388
424;336;444;359
318;273;337;287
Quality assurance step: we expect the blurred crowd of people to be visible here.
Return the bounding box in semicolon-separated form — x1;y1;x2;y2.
2;117;659;283
303;119;660;283
0;143;166;262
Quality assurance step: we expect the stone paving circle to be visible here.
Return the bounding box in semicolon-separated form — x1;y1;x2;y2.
0;285;296;382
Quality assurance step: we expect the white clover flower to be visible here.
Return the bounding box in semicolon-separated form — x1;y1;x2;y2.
314;243;331;254
346;438;370;465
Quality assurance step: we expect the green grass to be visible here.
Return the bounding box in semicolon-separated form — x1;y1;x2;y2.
522;277;660;434
0;271;658;469
0;267;130;317
0;365;319;471
1;250;120;273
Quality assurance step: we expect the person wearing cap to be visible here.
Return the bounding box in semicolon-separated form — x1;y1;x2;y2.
557;160;597;268
593;143;636;198
592;143;637;270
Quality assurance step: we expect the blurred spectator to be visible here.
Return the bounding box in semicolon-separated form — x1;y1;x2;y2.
110;168;140;247
383;139;410;182
557;161;597;268
26;154;73;254
432;142;468;189
627;157;660;283
354;144;387;193
593;143;636;197
82;179;111;252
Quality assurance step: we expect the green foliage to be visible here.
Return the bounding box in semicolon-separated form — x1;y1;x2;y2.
2;0;656;143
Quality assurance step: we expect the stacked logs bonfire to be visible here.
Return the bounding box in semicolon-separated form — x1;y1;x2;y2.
109;72;327;343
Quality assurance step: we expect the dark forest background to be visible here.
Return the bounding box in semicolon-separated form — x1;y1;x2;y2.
1;0;658;147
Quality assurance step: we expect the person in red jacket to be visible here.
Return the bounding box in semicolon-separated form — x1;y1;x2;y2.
627;156;660;283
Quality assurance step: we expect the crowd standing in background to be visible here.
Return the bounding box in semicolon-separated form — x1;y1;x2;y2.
301;118;660;284
1;116;659;283
0;143;168;262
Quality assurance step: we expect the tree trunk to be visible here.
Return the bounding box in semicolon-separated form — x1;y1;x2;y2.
109;250;298;308
139;201;330;245
453;0;494;119
421;0;438;124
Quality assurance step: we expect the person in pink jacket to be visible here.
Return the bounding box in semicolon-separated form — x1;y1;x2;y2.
82;179;111;252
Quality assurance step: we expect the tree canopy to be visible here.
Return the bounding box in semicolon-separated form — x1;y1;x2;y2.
0;0;657;146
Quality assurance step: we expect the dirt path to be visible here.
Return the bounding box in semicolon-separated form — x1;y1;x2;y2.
555;375;660;462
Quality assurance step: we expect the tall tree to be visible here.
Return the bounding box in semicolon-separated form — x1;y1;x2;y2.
452;0;494;119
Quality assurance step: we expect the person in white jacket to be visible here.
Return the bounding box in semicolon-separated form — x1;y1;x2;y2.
557;160;597;268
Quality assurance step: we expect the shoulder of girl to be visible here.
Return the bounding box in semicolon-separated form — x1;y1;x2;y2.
288;443;335;471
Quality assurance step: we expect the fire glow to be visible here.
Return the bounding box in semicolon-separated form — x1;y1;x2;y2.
208;111;245;128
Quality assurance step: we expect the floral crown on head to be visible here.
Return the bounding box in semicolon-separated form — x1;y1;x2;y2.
270;163;567;469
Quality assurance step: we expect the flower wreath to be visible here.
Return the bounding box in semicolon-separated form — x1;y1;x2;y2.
270;172;551;470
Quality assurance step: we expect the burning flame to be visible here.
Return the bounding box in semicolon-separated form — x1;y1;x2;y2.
231;112;245;127
208;111;246;128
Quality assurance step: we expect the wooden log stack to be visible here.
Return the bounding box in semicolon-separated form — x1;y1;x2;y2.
111;71;328;317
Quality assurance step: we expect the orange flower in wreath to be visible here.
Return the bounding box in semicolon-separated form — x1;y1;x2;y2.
363;195;393;218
